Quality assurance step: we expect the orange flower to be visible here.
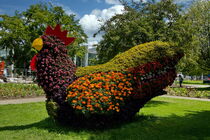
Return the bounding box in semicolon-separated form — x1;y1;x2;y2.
87;104;92;108
67;94;71;98
72;100;77;103
115;96;120;99
76;106;82;110
95;103;100;108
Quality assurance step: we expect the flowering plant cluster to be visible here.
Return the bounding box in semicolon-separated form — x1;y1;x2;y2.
66;71;133;114
129;62;176;98
129;54;183;99
36;35;76;104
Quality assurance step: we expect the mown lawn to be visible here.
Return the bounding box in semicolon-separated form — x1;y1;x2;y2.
183;80;210;85
0;97;210;140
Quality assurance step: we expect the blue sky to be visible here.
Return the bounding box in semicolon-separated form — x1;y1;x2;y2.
0;0;114;18
0;0;193;46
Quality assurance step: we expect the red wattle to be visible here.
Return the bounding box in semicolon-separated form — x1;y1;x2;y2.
30;54;38;71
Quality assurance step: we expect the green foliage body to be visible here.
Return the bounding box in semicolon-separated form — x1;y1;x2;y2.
76;41;182;76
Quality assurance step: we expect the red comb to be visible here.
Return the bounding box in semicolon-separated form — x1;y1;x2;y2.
45;24;75;46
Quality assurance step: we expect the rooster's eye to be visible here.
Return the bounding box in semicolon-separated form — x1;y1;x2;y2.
32;38;43;51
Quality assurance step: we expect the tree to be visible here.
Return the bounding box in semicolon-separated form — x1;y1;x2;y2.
95;0;209;75
185;0;210;71
95;0;184;64
0;3;87;73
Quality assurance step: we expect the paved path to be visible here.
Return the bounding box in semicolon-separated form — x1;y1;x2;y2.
162;95;210;102
0;96;45;105
183;84;210;88
172;84;210;88
0;95;210;105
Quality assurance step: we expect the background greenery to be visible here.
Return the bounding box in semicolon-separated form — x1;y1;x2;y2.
0;97;210;140
95;0;210;74
0;3;87;72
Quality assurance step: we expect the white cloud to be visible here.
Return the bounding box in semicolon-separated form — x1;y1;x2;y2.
133;0;147;2
105;0;121;5
79;5;124;46
51;3;80;18
174;0;191;2
79;14;101;34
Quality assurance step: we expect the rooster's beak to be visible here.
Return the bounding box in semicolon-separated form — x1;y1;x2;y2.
32;38;43;51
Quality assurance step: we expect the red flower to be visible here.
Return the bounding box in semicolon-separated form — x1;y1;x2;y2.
30;54;38;71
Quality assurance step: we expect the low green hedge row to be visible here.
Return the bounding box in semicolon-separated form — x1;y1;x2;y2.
76;41;182;77
0;83;44;99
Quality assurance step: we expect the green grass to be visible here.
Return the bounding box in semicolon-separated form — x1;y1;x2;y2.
0;97;210;140
0;83;44;99
183;80;210;85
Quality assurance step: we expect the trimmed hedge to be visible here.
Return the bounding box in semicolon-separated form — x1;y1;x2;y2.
76;41;182;77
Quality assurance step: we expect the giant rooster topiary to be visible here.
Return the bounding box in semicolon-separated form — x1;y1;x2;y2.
30;25;183;126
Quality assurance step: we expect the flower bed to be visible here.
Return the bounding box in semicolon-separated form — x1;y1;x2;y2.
166;87;210;99
0;83;44;99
